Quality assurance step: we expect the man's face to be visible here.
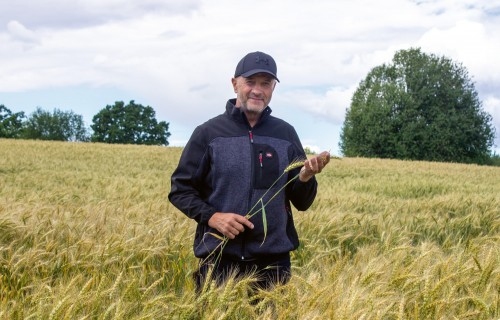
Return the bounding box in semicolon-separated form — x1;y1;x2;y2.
232;73;277;115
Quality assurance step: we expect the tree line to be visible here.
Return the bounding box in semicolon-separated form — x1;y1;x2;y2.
1;48;498;165
0;100;171;146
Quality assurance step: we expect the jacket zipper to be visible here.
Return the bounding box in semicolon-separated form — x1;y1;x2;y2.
242;130;256;260
259;151;264;183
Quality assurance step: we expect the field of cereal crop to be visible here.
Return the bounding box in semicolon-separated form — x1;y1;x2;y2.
1;139;499;319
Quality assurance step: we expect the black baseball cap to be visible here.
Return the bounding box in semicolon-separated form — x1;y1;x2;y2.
234;51;279;82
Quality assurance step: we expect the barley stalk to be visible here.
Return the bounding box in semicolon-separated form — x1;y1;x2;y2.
143;276;164;298
4;140;498;319
201;158;307;263
48;296;69;320
204;155;339;260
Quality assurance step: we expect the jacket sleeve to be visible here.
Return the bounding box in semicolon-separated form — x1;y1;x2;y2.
168;126;217;224
285;127;318;211
287;170;318;211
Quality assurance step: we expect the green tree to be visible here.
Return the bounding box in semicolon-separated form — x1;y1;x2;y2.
0;105;26;138
90;100;171;145
340;48;495;164
23;107;89;142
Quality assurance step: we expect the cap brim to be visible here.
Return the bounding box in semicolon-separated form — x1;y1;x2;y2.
241;69;280;82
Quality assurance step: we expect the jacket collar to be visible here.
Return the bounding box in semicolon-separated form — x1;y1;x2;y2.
225;99;272;127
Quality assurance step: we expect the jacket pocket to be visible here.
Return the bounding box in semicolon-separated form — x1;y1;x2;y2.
252;144;280;189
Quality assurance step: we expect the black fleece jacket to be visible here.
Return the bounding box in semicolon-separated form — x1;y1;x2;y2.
168;99;317;260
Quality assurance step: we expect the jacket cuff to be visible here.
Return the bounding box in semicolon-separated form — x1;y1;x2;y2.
199;208;217;224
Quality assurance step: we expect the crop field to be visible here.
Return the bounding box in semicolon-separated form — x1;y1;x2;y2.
0;139;499;319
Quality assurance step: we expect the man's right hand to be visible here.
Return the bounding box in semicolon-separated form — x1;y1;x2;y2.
208;212;254;239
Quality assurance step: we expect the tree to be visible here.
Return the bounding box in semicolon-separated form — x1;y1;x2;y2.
340;48;495;164
0;105;26;138
90;100;171;145
23;107;89;142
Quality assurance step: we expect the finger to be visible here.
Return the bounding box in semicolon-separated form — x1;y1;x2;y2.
219;222;238;238
314;158;323;173
315;157;323;173
316;152;330;169
234;215;254;229
302;160;311;174
229;220;246;233
320;151;331;165
224;228;236;239
308;159;317;173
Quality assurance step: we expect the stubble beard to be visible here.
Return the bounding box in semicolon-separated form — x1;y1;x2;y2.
244;96;267;112
236;90;269;121
242;101;265;118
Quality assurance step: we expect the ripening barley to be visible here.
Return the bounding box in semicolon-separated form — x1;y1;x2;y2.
0;139;498;319
284;159;306;172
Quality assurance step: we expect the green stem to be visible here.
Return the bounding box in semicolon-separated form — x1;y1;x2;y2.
246;173;299;219
245;170;288;218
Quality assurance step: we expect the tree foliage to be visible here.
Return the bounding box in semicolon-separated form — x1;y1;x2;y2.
340;48;495;164
0;105;26;138
90;100;171;145
22;107;89;142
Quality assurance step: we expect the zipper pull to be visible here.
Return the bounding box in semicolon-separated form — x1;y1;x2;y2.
259;151;263;167
249;130;253;143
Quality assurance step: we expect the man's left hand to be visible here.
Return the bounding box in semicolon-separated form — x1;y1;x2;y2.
299;151;330;182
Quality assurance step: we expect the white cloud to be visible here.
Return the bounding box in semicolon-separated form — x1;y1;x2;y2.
418;20;500;87
0;0;499;153
0;0;201;28
278;85;356;125
7;20;40;44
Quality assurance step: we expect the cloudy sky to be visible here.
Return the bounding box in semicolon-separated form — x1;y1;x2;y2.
1;0;500;155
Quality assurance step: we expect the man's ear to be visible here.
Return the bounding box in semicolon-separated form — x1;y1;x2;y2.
231;77;238;93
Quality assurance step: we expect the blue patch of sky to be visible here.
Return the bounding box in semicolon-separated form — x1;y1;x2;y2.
282;85;333;94
1;84;147;127
485;6;500;16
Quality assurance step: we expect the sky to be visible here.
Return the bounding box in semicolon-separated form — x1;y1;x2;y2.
1;0;500;156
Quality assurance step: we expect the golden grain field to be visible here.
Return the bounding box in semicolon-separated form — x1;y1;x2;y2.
0;139;499;319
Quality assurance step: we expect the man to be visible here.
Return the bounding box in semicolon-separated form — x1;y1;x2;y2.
169;51;330;291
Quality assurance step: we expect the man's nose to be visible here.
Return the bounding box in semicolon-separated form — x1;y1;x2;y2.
251;85;264;94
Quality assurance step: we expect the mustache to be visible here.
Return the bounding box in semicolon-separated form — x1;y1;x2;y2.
248;94;263;100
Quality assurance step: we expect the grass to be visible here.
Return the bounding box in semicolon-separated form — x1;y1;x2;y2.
0;139;499;319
